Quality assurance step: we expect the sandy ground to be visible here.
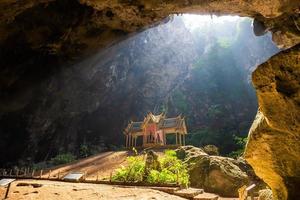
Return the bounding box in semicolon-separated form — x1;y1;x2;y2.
0;179;187;200
42;150;164;181
42;151;130;180
0;179;239;200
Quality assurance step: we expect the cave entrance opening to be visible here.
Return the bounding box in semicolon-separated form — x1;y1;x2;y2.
116;13;279;155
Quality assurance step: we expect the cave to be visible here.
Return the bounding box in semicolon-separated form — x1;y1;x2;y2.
0;1;299;200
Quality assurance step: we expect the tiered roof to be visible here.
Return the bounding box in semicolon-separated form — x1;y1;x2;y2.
124;113;186;134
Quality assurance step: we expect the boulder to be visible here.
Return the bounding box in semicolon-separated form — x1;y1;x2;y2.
203;145;219;156
175;145;208;162
189;156;249;197
177;146;250;197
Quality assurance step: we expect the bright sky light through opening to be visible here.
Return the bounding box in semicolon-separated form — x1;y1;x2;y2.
182;14;243;30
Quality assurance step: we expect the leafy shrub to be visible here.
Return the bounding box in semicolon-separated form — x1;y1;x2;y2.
147;169;176;184
112;150;189;187
159;150;189;187
228;136;248;158
79;144;90;158
50;153;75;165
112;156;145;182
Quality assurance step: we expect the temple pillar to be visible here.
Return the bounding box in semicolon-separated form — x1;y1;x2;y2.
179;133;182;145
183;134;185;146
128;135;130;147
125;135;128;147
132;136;134;147
143;133;146;147
132;136;135;147
175;133;178;145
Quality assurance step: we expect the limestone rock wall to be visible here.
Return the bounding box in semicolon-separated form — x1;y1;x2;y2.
0;16;197;165
245;44;300;200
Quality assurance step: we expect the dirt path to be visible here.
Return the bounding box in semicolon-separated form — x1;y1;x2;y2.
0;179;186;200
43;151;130;180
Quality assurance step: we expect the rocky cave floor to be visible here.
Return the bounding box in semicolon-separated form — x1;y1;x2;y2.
0;147;260;199
0;179;239;200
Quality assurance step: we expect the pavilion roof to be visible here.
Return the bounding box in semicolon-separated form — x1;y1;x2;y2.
124;113;186;134
144;112;165;124
125;121;143;133
160;117;182;128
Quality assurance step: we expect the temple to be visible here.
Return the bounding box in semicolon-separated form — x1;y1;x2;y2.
124;113;187;148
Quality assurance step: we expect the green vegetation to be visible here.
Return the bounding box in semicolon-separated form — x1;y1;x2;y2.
79;144;90;158
112;150;189;187
50;153;75;165
112;156;145;182
228;136;248;158
30;153;76;170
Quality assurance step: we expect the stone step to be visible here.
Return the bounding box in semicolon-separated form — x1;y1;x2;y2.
149;186;180;194
193;193;219;200
174;188;204;198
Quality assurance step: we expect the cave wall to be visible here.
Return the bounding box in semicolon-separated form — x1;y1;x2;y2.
1;0;299;114
0;16;197;164
245;44;300;200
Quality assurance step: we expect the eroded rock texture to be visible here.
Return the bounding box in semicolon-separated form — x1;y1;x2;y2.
245;44;300;200
176;146;260;197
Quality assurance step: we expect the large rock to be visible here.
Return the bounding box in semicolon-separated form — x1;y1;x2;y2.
189;156;249;197
244;44;300;200
176;146;208;162
177;146;250;197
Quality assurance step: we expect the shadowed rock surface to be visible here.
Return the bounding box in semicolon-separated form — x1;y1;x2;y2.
0;17;197;164
1;0;299;103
